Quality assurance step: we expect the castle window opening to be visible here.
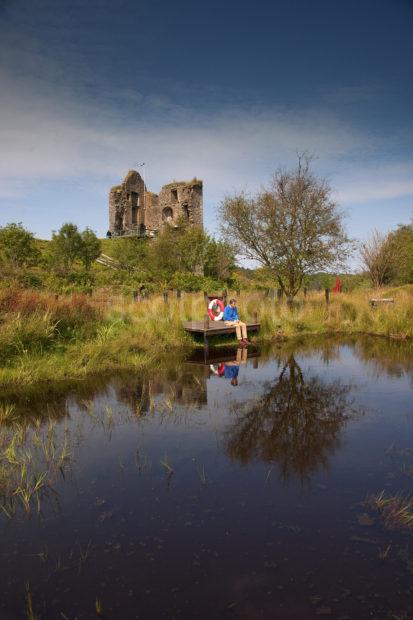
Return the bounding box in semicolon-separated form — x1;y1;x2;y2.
182;204;190;220
171;189;178;202
132;205;138;225
162;207;173;221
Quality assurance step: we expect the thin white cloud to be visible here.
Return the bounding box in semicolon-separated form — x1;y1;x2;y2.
334;162;413;204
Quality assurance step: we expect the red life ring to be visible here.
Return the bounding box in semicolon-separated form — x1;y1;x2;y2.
210;362;225;376
208;298;224;321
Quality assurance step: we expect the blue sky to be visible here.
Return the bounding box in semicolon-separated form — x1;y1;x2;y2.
0;0;412;255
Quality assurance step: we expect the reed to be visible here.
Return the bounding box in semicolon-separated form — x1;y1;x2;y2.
0;419;73;516
368;491;413;530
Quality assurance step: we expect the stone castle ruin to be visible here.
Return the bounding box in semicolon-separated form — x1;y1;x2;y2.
108;170;203;236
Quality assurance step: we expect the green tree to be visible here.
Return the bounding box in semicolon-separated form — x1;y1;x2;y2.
150;223;209;275
49;223;83;272
204;238;236;281
0;222;40;273
79;228;101;271
388;222;413;284
220;156;350;299
110;236;149;274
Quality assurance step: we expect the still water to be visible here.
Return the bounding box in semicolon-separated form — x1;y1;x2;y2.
1;337;413;619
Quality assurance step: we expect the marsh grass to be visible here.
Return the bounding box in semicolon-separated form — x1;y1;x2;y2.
1;285;413;387
160;455;174;478
368;491;413;530
25;582;37;620
0;419;73;516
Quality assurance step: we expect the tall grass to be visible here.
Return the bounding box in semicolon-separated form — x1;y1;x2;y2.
1;284;413;387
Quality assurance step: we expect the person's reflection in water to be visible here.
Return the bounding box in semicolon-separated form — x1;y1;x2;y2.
224;347;248;386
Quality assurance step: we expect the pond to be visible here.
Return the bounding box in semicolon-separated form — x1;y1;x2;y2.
1;336;413;619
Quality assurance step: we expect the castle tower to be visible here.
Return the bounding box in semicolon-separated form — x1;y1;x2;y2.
108;171;203;236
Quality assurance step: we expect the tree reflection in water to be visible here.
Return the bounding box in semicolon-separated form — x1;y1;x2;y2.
225;355;358;481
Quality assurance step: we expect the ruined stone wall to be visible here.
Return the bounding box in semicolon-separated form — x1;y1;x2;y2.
157;179;203;229
109;171;203;235
109;170;147;235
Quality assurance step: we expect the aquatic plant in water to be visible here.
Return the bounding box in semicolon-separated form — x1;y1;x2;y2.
368;491;413;530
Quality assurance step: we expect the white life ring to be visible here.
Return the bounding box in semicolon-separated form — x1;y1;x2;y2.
208;298;224;321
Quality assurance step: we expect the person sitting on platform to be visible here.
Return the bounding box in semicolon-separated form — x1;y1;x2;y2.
223;298;251;345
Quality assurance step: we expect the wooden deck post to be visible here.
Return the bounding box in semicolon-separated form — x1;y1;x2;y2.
222;289;228;305
203;291;208;303
253;311;258;323
203;314;210;347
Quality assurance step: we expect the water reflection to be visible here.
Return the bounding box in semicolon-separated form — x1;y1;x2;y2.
1;337;413;618
225;354;357;480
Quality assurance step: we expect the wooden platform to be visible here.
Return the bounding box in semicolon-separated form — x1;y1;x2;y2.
183;320;260;345
186;346;260;365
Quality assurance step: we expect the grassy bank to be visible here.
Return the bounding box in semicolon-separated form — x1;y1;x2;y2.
1;285;413;387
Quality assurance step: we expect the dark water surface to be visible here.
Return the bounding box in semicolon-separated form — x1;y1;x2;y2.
1;337;413;619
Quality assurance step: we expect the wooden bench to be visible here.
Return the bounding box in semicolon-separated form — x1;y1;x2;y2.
183;315;260;347
369;298;394;307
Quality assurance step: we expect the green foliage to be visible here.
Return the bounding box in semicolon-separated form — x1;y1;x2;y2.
48;223;101;275
169;272;224;292
18;272;44;289
204;238;236;281
149;224;209;275
110;236;149;273
79;228;101;271
49;223;83;272
104;224;236;290
45;271;95;294
0;223;40;272
388;222;413;284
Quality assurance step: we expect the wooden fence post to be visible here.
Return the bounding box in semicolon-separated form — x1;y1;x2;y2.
325;288;330;305
163;291;169;303
304;287;307;298
176;289;181;300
